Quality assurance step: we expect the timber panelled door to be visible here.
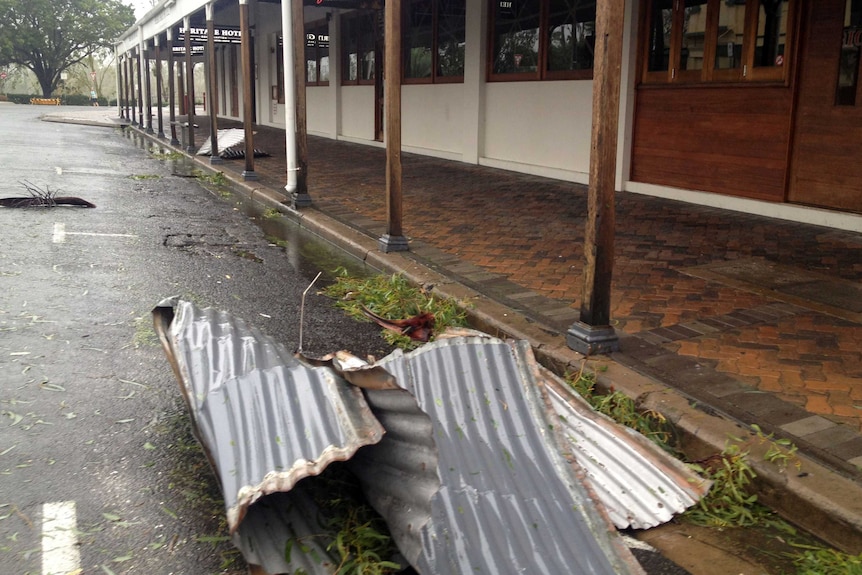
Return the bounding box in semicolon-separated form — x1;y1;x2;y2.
633;0;862;215
632;0;798;204
787;0;862;214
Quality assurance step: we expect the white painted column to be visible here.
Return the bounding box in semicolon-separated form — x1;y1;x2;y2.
461;0;487;165
281;0;298;193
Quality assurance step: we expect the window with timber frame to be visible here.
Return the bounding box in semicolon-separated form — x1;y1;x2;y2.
276;34;285;103
403;0;466;83
640;0;794;85
306;21;330;86
488;0;596;81
341;11;378;85
838;0;862;105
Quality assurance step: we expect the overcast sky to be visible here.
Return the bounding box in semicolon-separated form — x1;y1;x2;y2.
127;0;157;20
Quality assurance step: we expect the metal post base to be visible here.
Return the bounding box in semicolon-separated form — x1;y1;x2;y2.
378;234;409;253
241;171;258;181
170;138;180;146
209;156;224;165
291;192;312;208
566;321;619;355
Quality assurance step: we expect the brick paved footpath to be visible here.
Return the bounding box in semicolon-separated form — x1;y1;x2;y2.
169;115;862;482
99;109;860;484
38;106;862;550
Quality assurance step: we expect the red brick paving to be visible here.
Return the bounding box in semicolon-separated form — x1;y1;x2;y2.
186;118;862;442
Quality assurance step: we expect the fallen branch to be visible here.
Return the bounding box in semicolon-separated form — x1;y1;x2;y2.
0;181;95;208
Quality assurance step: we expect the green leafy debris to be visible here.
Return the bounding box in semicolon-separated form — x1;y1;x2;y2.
322;269;468;350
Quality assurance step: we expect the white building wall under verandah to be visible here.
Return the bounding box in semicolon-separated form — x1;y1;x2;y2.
481;80;594;185
311;0;595;183
247;0;599;184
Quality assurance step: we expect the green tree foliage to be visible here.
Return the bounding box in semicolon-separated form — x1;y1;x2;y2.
0;0;134;97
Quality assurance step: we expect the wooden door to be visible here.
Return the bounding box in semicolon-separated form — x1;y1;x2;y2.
788;0;862;213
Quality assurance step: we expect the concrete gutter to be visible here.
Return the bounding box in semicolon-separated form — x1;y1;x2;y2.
69;115;862;554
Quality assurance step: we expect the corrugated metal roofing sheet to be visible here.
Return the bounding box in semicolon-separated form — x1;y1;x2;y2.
153;300;706;575
152;298;385;573
349;336;641;575
542;375;710;529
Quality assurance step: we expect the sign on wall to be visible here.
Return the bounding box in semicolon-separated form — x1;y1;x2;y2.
176;26;242;46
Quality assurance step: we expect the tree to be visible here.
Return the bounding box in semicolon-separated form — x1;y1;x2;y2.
0;0;135;97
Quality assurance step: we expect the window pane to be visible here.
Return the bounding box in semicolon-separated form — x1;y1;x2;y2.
714;0;745;70
837;0;862;105
359;13;376;80
437;0;466;77
753;0;789;68
276;34;284;102
405;0;433;78
646;0;673;72
492;0;541;74
306;32;318;83
547;0;596;72
317;27;330;83
343;17;358;81
680;0;707;72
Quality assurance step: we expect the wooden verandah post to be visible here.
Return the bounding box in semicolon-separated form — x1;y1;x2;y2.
379;0;409;252
184;15;196;153
566;0;624;355
167;27;180;146
239;0;257;180
206;2;223;164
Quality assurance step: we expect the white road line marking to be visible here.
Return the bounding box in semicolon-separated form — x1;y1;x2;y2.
41;501;81;575
53;222;137;244
52;222;66;243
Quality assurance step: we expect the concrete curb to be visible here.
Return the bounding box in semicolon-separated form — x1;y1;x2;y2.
160;129;862;554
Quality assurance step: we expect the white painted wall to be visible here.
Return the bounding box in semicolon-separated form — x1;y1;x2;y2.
482;80;593;181
339;85;375;141
307;86;334;135
402;84;464;158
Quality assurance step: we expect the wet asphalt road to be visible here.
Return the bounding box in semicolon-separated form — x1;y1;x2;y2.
0;105;690;575
0;105;392;574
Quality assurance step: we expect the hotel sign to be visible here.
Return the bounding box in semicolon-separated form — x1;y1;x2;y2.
176;26;242;46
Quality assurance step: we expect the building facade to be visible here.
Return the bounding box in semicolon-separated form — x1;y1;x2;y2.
116;0;862;229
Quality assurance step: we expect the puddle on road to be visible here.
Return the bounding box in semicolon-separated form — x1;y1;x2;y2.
235;194;372;285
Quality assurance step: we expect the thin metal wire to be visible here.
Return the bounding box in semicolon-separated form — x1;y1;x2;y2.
297;271;322;353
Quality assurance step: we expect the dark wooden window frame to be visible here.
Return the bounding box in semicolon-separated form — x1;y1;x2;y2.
402;0;466;85
638;0;796;86
306;20;331;87
837;0;862;106
276;34;285;104
341;11;378;86
486;0;596;82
